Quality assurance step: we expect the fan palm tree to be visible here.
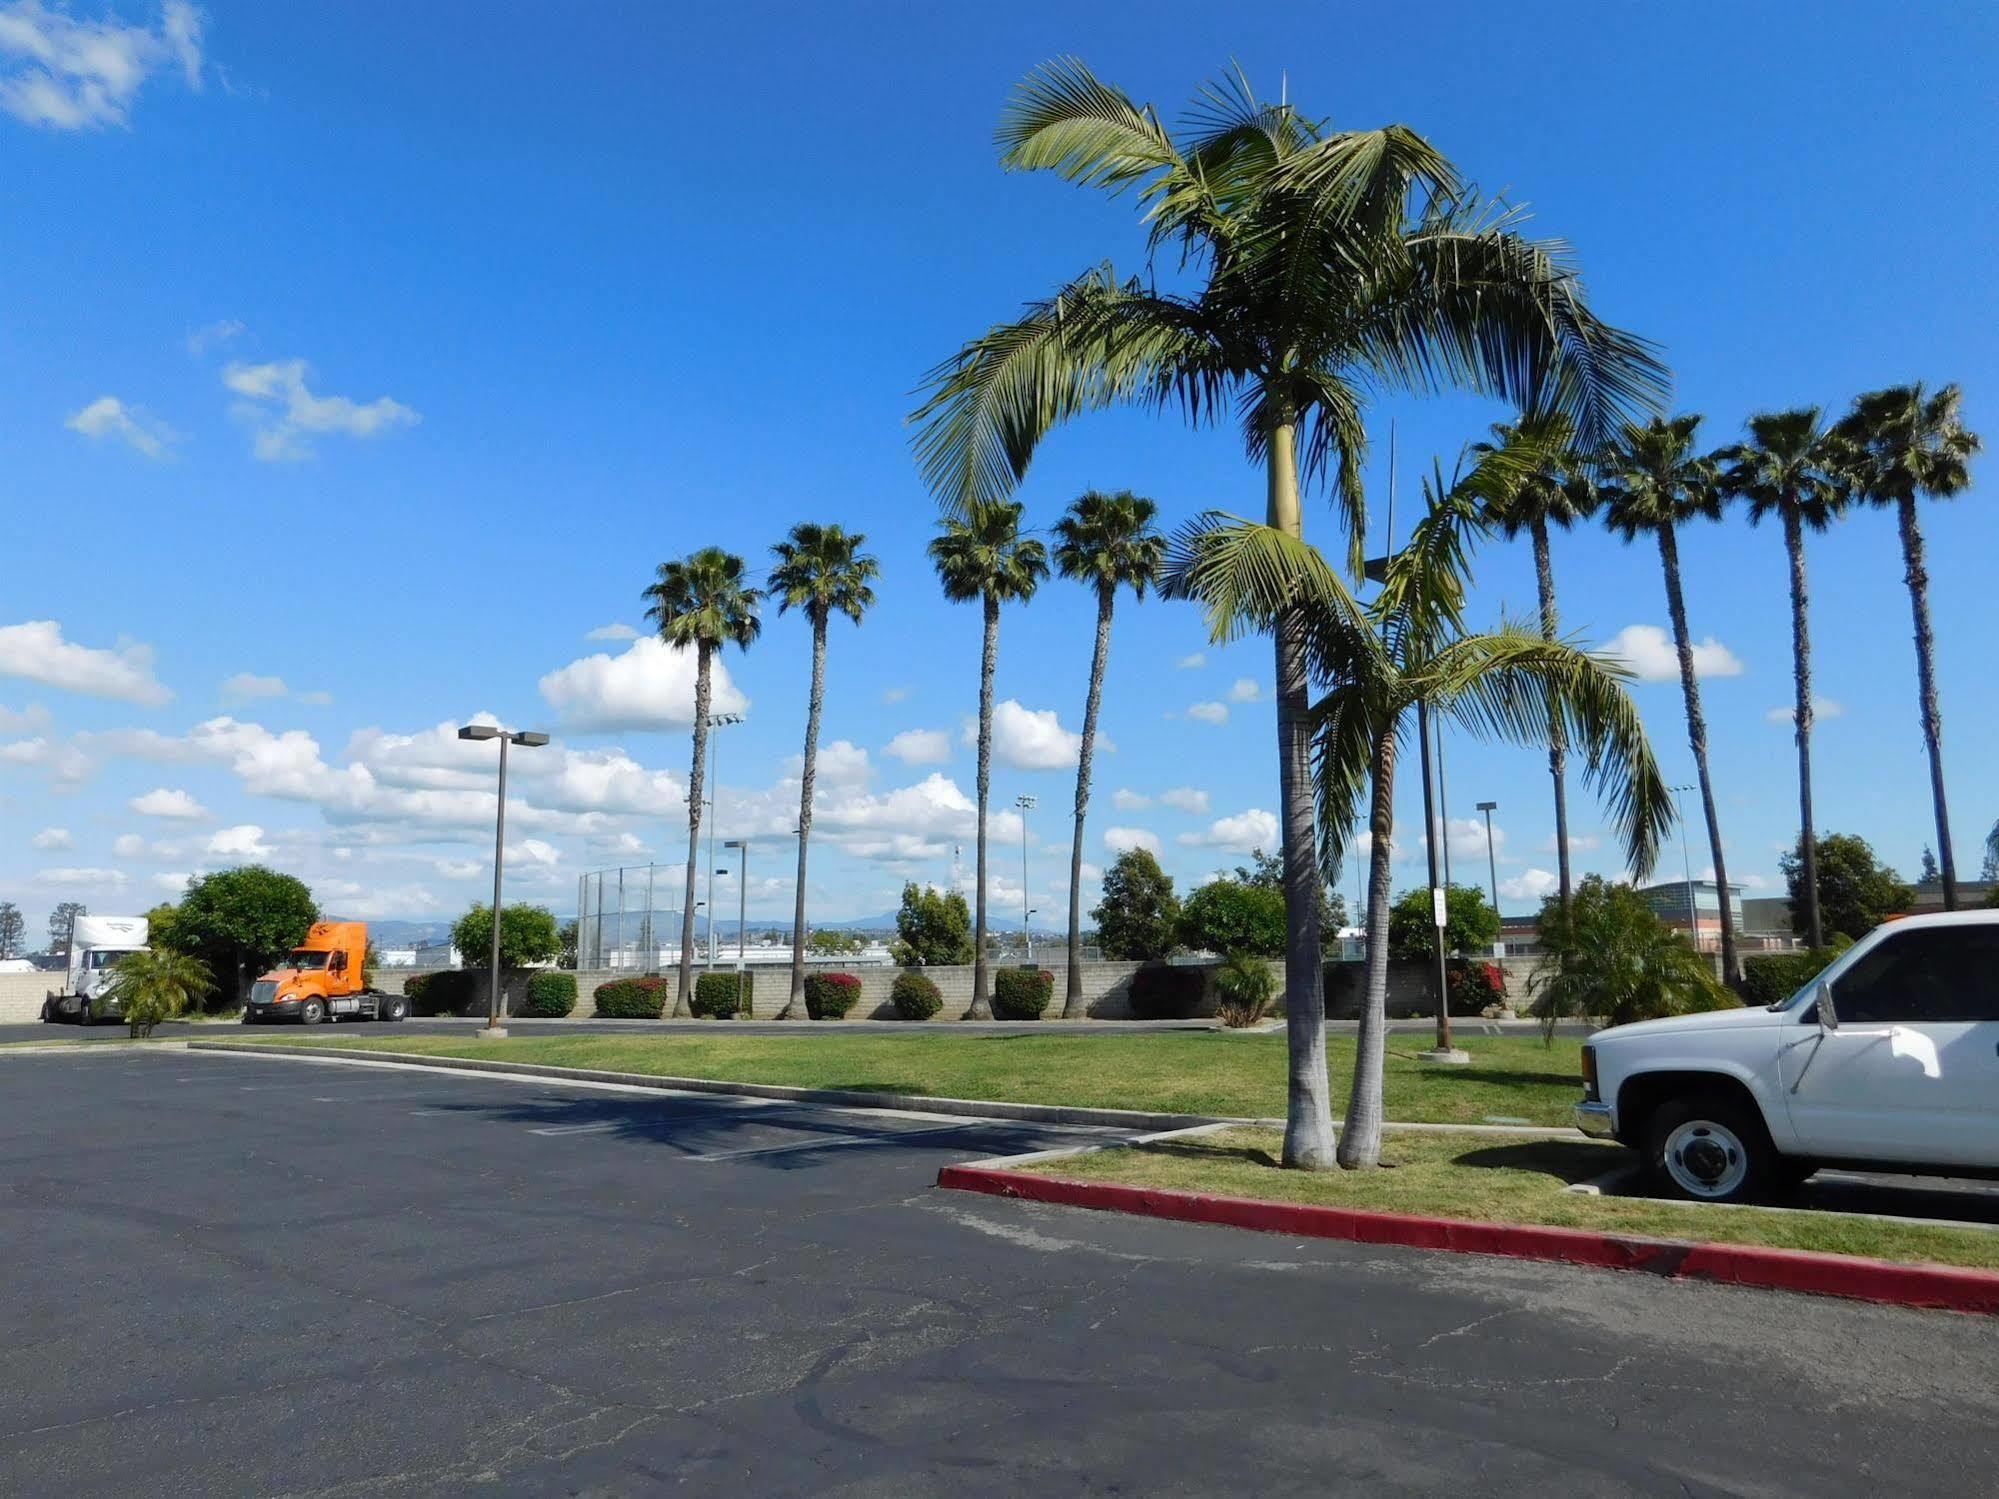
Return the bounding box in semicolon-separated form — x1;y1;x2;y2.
1717;407;1851;949
929;500;1049;1016
1052;490;1165;1015
910;59;1666;1169
1598;415;1740;986
1472;412;1597;909
1833;383;1983;909
768;524;879;1020
1171;433;1670;1168
644;547;762;1016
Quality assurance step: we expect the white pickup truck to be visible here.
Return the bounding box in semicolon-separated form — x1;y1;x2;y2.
1577;911;1999;1202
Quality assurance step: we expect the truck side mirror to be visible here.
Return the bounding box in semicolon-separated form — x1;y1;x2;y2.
1816;980;1838;1031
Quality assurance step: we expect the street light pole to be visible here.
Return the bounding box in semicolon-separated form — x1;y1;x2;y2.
703;712;744;969
724;839;749;1016
1414;698;1462;1063
1670;783;1698;946
1013;794;1035;962
1476;801;1500;925
459;723;550;1037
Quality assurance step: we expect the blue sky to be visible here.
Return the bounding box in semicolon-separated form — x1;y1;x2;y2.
3;1;1995;937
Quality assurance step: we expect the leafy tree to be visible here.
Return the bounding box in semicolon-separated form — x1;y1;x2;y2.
1834;383;1982;908
1600;414;1740;985
171;868;316;1006
1178;879;1287;958
1718;407;1852;950
48;901;85;963
1476;413;1598;909
929;501;1047;1015
1385;883;1501;963
106;947;211;1037
1091;847;1179;960
0;901;23;958
1920;846;1941;884
912;59;1662;1168
645;546;762;1015
1780;833;1913;942
891;882;974;967
558;919;578;970
1236;847;1347;930
451;904;562;970
808;928;864;955
1054;490;1164;1013
768;522;879;1018
143;902;180;954
1530;875;1733;1039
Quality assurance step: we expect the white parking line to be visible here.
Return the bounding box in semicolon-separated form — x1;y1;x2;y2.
685;1122;978;1162
528;1121;621;1137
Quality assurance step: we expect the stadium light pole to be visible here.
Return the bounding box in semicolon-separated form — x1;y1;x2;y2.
1476;801;1500;922
724;839;749;1016
458;724;550;1036
1014;794;1035;960
1670;784;1698;944
703;712;744;969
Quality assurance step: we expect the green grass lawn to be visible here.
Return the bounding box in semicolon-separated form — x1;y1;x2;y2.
227;1030;1586;1125
1024;1127;1999;1271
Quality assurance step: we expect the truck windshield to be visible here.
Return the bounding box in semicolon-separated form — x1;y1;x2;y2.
84;951;132;971
286;951;331;970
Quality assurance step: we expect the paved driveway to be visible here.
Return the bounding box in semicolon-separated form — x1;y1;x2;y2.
1;1050;1991;1495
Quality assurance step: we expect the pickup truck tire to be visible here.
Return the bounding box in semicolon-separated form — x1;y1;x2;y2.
299;998;326;1026
1641;1092;1776;1204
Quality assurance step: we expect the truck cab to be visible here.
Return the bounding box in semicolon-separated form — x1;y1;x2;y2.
243;921;410;1026
42;915;149;1023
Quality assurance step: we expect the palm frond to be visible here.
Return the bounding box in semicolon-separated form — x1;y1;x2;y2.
1162;513;1374;656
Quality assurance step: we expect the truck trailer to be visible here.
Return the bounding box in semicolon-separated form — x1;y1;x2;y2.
241;921;411;1025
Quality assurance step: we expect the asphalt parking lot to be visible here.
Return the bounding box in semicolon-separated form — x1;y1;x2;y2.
2;1051;1993;1496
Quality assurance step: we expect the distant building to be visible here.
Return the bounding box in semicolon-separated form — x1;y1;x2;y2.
1904;880;1995;916
1741;896;1792;937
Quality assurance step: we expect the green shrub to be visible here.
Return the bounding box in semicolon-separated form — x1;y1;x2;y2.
890;970;942;1020
521;971;577;1018
1213;952;1276;1028
692;971;752;1018
593;976;667;1019
1447;960;1508;1015
407;969;479;1017
1127;963;1206;1019
992;966;1053;1020
803;971;861;1020
1740;946;1847;1008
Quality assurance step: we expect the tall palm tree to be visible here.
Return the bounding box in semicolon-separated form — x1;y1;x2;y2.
910;59;1665;1169
1717;407;1850;949
768;524;879;1020
1598;415;1740;985
644;547;762;1016
1171;433;1670;1168
930;501;1048;1016
1052;490;1165;1016
1833;383;1983;910
1472;412;1596;909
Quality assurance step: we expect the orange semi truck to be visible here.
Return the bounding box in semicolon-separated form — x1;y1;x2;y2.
241;921;412;1026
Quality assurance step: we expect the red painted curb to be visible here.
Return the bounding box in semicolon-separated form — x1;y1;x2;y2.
935;1164;1999;1315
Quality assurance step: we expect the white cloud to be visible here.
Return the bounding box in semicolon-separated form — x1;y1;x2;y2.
223;358;420;461
1702;866;1770;891
1540;831;1602;855
883;727;952;766
185;318;244;356
151;871;191;895
880;685;911;704
1111;788;1150;812
0;702;49;732
1160;786;1210;814
0;620;169;703
1175;653;1206;670
129;786;205;819
813;771;1021;862
1227;678;1261;703
585;622;638;641
537;636;746;733
40;866;126;888
1603;624;1744;683
0;733;91;783
797;739;870;787
65;395;176;458
220;672;287;699
1178;808;1279;853
0;0;204;130
1186;701;1229;725
1104;826;1162;857
1766;696;1845;725
206;823;272;860
1434;816;1501;861
1499;868;1559;903
29;826;70;849
967;700;1097;772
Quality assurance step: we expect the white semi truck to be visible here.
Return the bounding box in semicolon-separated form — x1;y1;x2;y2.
41;915;150;1024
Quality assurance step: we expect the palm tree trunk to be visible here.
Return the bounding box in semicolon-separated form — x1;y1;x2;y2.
967;592;999;1019
1657;525;1740;985
1532;516;1572;910
780;610;828;1019
1339;728;1398;1170
1783;509;1824;949
676;643;712;1018
1897;495;1957;910
1063;585;1115;1017
1266;412;1334;1170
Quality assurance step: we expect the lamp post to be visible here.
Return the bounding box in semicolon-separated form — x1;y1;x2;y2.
703;712;743;969
458;723;550;1036
1013;794;1035;961
1670;783;1698;946
1476;801;1500;926
723;839;749;1016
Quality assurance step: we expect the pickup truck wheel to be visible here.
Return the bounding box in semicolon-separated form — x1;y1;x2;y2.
1643;1094;1772;1204
299;998;326;1026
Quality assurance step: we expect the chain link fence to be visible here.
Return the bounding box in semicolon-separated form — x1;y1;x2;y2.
575;863;691;973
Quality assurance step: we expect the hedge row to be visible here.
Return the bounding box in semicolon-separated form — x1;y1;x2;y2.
521;971;577;1018
693;970;753;1018
891;970;942;1020
405;969;480;1017
992;967;1053;1020
803;971;861;1020
593;976;668;1019
1741;947;1845;1008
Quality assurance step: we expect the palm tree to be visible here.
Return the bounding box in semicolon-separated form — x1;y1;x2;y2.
1833;383;1983;910
1052;490;1165;1016
1472;412;1596;909
1717;408;1851;949
105;946;210;1037
910;59;1665;1169
644;547;762;1016
1598;415;1740;986
768;524;879;1020
930;500;1048;1017
1171;432;1670;1168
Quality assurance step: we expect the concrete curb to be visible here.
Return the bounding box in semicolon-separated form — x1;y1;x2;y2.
935;1167;1999;1316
